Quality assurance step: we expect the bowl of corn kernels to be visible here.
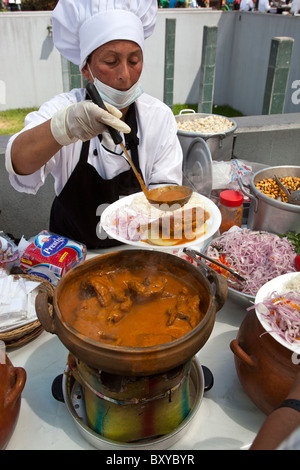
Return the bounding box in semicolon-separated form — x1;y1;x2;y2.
255;175;300;203
244;165;300;234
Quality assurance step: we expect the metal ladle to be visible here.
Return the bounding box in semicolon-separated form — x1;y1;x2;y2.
86;82;192;210
274;174;300;206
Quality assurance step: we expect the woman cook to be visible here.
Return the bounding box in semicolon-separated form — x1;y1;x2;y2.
5;0;183;248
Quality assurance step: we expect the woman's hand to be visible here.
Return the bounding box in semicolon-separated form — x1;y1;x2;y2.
51;100;131;146
9;100;131;176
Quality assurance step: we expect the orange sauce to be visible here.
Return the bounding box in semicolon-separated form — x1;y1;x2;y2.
151;189;188;202
59;267;205;348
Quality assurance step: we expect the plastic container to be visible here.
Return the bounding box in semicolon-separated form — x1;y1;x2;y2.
219;190;243;234
0;232;19;272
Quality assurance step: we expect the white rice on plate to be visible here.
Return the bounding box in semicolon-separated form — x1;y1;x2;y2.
129;192;207;219
281;273;300;293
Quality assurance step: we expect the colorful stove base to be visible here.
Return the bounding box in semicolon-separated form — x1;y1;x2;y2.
62;357;204;450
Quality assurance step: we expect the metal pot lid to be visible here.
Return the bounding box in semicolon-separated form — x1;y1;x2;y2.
182;137;213;197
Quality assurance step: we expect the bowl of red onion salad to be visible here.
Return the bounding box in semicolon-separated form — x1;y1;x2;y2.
253;272;300;354
204;228;297;304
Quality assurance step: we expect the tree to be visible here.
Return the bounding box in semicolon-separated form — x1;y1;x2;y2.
21;0;59;10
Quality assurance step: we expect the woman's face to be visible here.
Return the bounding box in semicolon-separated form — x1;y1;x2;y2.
82;40;143;91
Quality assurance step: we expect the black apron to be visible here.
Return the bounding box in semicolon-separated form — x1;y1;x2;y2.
49;103;142;249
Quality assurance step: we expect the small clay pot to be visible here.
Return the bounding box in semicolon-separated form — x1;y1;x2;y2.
230;309;298;415
0;356;26;449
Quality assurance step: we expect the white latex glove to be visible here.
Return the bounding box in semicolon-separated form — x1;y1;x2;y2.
50;100;131;146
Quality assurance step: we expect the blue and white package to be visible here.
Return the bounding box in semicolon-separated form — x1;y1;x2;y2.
20;231;87;285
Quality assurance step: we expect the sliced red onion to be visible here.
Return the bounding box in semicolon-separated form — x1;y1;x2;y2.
206;229;296;296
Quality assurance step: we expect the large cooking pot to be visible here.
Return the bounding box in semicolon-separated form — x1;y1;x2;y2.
230;309;298;415
36;249;227;376
238;165;300;234
175;110;237;162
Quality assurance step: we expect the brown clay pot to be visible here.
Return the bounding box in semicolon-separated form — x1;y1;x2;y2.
0;356;26;449
36;249;227;376
230;309;299;415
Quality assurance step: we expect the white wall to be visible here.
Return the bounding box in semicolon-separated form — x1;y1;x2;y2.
0;9;222;111
142;9;222;103
0;11;63;111
214;11;300;115
0;9;299;115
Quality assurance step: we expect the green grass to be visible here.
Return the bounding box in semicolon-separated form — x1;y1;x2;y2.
0;108;38;135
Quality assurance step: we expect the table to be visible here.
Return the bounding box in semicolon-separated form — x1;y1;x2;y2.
5;248;266;450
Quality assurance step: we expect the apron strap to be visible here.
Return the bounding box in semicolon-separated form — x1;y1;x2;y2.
79;139;90;164
124;103;139;152
81;98;144;182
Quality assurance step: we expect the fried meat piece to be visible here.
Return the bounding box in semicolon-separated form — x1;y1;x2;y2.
146;207;210;240
126;275;167;299
167;294;200;328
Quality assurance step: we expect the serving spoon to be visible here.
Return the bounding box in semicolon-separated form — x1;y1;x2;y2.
274;174;300;206
86;82;192;209
183;247;247;282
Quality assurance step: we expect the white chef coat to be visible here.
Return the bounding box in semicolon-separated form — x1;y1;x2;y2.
258;0;270;12
5;89;183;197
240;0;254;10
290;0;300;14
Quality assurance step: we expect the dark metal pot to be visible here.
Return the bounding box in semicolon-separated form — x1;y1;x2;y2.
36;249;228;376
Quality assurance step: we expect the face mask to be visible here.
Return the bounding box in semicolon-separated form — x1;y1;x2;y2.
87;64;143;109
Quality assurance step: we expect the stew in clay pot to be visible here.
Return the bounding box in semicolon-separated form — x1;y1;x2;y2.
36;250;228;376
60;264;205;348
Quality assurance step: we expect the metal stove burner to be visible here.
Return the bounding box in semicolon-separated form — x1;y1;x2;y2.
57;357;212;450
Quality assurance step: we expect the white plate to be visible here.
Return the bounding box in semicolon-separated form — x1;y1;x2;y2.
255;272;300;354
100;192;221;250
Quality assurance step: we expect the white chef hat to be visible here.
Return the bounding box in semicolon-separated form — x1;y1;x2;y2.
52;0;158;70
